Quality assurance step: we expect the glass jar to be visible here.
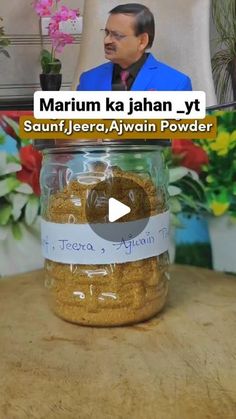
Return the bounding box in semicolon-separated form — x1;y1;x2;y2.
36;140;170;326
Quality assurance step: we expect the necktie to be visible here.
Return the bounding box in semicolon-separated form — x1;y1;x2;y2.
120;70;129;90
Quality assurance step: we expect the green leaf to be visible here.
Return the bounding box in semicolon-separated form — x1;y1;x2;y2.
0;36;10;48
3;116;20;138
41;49;53;74
0;151;7;171
15;183;33;194
40;49;52;61
168;185;182;196
169;167;189;183
0;134;6;145
184;168;199;181
0;178;21;197
7;154;20;164
0;179;10;197
169;196;182;213
8;177;21;190
170;213;182;227
25;195;40;225
8;192;29;221
40;49;61;74
11;223;22;240
0;162;21;176
48;59;61;74
0;203;12;225
0;48;10;58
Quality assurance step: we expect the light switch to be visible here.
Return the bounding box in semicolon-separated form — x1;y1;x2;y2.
41;16;83;36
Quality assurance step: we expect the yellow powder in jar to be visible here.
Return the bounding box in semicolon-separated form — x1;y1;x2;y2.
44;165;169;326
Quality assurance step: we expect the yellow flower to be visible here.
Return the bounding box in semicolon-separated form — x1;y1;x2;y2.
230;130;236;144
209;130;236;155
210;201;230;216
217;148;228;156
214;111;225;117
210;132;230;155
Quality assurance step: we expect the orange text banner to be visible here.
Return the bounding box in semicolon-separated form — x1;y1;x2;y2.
19;116;217;140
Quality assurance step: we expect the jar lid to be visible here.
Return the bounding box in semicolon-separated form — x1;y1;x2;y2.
33;138;171;150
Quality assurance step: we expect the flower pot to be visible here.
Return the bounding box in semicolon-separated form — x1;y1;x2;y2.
0;217;44;277
175;213;210;244
208;215;236;273
40;73;62;91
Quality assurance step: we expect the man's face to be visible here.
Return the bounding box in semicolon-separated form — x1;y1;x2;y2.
104;13;147;68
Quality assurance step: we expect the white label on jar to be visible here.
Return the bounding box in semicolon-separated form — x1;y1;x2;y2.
41;211;170;265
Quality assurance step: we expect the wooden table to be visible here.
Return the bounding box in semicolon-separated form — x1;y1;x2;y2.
0;265;236;419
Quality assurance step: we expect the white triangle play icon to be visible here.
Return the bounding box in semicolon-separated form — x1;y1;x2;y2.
108;198;131;222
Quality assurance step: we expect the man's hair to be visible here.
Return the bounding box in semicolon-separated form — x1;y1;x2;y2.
109;3;155;48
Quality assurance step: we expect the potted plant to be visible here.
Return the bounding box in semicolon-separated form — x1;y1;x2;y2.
0;113;43;276
169;139;209;222
211;0;236;101
33;0;79;90
0;17;10;58
198;111;236;272
166;144;208;263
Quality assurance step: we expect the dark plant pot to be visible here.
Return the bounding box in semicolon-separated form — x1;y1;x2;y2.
40;73;62;91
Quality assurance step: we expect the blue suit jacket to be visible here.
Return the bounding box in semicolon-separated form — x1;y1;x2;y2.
77;53;192;91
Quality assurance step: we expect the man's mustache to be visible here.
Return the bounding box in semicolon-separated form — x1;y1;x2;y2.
104;44;117;51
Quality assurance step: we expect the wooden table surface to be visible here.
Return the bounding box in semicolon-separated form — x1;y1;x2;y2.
0;265;236;419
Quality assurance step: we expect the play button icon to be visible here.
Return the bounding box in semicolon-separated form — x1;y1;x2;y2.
108;198;131;222
85;172;152;242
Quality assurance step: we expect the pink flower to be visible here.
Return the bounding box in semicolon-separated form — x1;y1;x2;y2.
52;5;77;23
33;1;79;63
48;19;59;35
50;31;74;53
34;0;53;17
48;6;78;37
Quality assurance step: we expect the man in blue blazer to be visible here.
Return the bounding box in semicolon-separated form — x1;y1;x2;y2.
77;3;192;92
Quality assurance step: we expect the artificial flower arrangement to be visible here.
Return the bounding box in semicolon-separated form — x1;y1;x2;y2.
166;140;208;226
0;112;42;241
33;0;79;74
168;111;236;222
198;111;236;218
0;113;207;236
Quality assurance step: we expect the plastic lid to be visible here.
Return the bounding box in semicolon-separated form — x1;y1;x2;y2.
33;138;171;150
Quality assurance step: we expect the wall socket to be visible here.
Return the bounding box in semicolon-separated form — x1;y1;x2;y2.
41;16;83;36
